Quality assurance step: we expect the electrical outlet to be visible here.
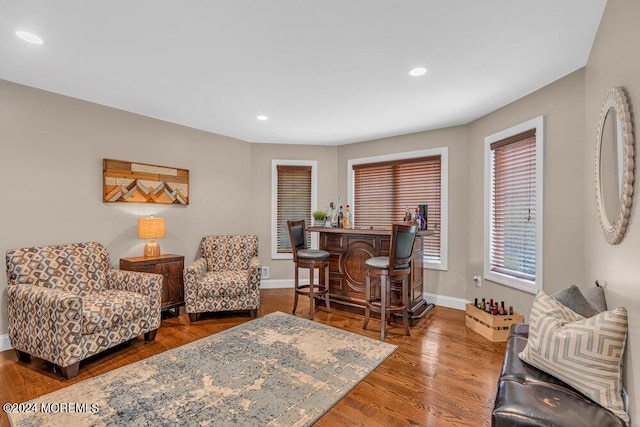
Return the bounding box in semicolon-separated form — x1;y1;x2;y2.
261;266;270;279
473;274;482;287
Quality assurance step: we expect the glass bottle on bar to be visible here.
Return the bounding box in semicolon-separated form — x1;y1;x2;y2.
326;202;334;227
330;203;338;228
337;206;344;228
344;205;352;229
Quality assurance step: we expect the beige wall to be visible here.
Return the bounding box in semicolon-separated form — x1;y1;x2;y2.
465;69;587;314
0;80;252;334
1;0;638;416
249;143;338;280
337;126;469;299
584;0;640;420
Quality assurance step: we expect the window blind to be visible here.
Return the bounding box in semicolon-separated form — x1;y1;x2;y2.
490;129;536;280
276;165;312;253
353;156;441;260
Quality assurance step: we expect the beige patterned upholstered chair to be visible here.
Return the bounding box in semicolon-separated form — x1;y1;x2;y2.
6;241;162;379
184;235;261;321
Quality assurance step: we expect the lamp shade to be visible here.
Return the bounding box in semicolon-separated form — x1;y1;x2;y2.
138;217;166;239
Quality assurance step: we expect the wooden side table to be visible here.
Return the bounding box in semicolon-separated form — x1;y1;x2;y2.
119;254;185;317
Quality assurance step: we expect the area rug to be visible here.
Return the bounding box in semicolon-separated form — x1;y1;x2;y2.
9;312;396;427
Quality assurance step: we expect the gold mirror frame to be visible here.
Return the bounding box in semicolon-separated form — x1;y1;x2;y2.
595;87;634;245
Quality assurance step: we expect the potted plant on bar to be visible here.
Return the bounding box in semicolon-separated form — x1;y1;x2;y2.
312;211;328;227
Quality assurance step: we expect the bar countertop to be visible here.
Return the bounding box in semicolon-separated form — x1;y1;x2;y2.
308;226;435;236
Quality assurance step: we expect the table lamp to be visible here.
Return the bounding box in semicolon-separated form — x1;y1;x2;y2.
138;216;165;257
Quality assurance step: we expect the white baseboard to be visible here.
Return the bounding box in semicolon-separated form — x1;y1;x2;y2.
0;334;12;352
260;281;468;311
260;279;296;289
260;279;328;289
424;293;468;310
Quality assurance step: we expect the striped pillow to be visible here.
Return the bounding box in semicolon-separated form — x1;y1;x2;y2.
519;290;629;425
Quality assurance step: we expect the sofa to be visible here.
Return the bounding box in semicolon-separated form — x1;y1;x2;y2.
6;241;162;379
492;325;625;426
492;284;630;426
184;234;261;321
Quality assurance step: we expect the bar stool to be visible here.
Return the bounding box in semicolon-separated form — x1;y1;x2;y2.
363;223;418;341
286;220;331;320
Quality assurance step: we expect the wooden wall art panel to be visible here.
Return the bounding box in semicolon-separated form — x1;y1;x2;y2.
103;159;189;205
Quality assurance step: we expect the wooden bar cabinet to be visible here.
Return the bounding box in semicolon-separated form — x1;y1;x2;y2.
308;227;434;325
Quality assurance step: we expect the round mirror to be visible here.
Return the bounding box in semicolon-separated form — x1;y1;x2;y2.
595;87;634;245
600;108;623;221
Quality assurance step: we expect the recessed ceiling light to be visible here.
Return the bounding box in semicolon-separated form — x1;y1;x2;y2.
16;31;44;45
408;67;427;77
256;115;269;121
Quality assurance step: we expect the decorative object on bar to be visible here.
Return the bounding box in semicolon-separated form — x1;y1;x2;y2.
329;201;338;227
313;210;328;227
418;204;428;229
138;216;166;257
103;158;189;205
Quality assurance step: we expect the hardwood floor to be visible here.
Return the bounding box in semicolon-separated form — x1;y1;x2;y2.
0;289;507;427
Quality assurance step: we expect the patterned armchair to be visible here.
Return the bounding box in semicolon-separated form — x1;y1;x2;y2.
184;235;261;321
6;242;162;379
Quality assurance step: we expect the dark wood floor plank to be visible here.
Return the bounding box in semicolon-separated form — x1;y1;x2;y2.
0;289;505;426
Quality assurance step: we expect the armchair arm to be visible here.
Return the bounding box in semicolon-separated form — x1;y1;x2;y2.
248;256;262;290
6;284;83;367
106;269;163;296
106;270;162;329
184;258;207;310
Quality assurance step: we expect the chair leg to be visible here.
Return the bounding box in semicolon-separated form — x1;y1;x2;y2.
363;271;371;330
380;275;387;341
144;328;158;342
292;266;300;314
387;280;393;326
323;263;331;313
15;350;31;363
60;362;80;379
249;309;257;318
402;277;410;336
309;266;315;320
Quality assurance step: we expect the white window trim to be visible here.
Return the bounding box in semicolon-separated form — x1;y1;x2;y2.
347;147;448;271
484;116;544;294
271;159;318;260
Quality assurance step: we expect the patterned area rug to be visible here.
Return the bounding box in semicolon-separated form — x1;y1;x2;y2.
9;312;396;427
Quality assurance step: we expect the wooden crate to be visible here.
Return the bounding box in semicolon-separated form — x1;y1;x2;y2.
465;303;524;342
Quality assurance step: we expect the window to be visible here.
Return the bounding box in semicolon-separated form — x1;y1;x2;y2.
348;148;448;270
271;160;317;259
484;116;544;293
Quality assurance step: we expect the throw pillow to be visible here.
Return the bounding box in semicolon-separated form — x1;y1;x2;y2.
583;284;608;312
519;290;629;425
551;285;599;317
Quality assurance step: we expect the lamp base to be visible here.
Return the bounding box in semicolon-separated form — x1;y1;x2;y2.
144;241;161;257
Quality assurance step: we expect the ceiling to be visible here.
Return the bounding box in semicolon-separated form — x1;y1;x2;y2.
1;1;607;146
